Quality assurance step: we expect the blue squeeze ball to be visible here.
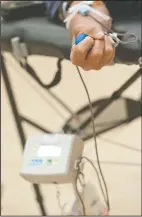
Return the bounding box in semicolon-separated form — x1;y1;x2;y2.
75;33;88;45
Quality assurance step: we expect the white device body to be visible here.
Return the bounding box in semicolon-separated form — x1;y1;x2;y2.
20;133;84;184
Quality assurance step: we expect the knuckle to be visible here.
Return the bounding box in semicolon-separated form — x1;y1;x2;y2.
93;65;102;70
83;65;91;71
105;47;113;55
94;51;103;58
76;46;86;55
83;61;92;71
88;37;94;44
84;68;91;71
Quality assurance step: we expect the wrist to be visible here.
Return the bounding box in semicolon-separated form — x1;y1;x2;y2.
65;1;112;34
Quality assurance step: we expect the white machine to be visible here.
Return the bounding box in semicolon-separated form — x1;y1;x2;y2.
20;134;108;215
20;133;84;184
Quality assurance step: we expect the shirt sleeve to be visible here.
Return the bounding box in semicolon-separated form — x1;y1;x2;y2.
45;1;63;18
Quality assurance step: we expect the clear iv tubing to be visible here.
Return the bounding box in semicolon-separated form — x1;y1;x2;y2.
73;4;138;46
90;15;139;46
89;7;138;45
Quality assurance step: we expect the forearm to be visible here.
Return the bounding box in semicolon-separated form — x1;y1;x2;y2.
64;1;112;35
64;1;115;71
65;1;110;17
45;1;111;27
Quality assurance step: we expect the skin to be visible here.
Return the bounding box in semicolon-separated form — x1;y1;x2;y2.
65;1;115;71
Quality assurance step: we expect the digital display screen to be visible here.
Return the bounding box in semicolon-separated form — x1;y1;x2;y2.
37;145;61;157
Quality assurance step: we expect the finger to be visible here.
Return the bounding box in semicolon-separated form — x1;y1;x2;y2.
70;36;94;66
107;48;115;65
83;39;105;71
92;47;115;70
107;37;116;65
101;36;115;67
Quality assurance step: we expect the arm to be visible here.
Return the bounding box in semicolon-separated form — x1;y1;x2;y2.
65;1;112;34
46;1;115;71
65;1;115;71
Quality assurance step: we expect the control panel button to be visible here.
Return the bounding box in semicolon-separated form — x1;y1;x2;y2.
29;159;43;165
53;159;60;164
46;159;52;165
39;159;43;164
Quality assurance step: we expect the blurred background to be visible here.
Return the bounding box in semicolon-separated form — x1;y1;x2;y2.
1;0;141;216
1;53;141;215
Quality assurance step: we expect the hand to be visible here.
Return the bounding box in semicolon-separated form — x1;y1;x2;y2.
69;15;115;71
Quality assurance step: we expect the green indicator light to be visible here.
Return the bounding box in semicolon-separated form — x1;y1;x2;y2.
47;159;52;165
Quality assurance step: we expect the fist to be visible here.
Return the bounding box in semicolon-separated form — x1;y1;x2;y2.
70;16;115;71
